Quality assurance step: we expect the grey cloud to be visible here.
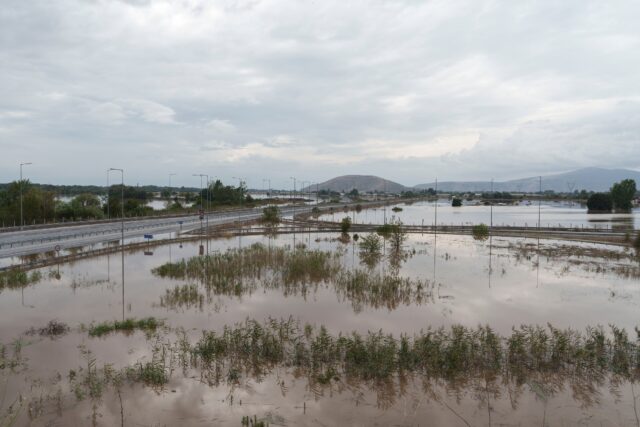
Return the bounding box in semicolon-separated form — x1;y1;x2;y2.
1;0;639;187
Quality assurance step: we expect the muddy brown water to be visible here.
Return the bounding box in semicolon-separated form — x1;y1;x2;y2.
1;232;640;426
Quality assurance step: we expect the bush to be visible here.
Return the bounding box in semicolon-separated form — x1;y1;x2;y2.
359;234;382;255
472;223;489;241
451;198;462;207
340;217;352;234
587;193;613;212
261;206;280;224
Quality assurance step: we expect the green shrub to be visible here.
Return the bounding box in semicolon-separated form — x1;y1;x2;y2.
472;223;489;240
261;206;280;224
340;217;352;234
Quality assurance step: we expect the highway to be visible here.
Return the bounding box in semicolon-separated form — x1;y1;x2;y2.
0;204;316;260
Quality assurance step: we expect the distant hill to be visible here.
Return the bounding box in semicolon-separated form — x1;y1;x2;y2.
414;168;640;193
302;175;408;193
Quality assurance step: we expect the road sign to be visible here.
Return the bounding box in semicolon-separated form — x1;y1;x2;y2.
144;234;153;239
54;244;61;252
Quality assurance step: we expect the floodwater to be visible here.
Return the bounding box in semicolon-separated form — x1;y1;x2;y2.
319;200;640;230
1;231;640;426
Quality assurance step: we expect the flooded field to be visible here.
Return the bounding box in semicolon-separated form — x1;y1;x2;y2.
1;230;640;426
318;200;640;230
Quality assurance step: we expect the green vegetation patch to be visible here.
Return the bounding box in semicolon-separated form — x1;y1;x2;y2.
0;269;42;290
88;317;162;337
472;223;489;241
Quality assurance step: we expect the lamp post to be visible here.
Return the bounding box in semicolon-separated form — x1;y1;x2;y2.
108;168;124;236
490;178;494;231
106;169;110;220
193;174;209;236
290;176;297;220
109;167;125;321
168;173;176;198
232;176;245;218
19;162;32;229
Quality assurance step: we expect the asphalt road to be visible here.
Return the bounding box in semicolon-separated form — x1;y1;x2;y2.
0;204;315;259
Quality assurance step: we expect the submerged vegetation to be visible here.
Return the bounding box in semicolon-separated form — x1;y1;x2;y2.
158;284;205;311
153;243;342;290
358;233;383;267
152;243;427;311
0;269;42;291
186;319;640;386
50;318;640;414
87;317;162;337
27;320;70;338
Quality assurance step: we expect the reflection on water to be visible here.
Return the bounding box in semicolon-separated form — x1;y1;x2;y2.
4;318;640;426
2;232;640;425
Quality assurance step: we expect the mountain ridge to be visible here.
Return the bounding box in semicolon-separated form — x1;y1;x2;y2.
414;167;640;193
308;168;640;194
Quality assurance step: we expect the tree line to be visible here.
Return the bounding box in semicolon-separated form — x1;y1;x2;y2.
0;179;254;227
587;179;637;212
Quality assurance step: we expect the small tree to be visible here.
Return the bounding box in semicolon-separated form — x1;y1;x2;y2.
261;206;280;224
587;193;613;212
340;216;352;234
359;233;382;254
472;223;489;241
451;198;462;207
633;232;640;253
610;179;636;211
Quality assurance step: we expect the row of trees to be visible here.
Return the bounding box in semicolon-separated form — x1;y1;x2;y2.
0;178;258;226
0;181;153;225
586;179;637;212
195;180;253;208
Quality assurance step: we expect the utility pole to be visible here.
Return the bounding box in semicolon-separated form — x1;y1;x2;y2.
290;177;297;220
19;162;32;229
193;174;209;238
490;178;494;231
434;177;438;231
383;179;387;225
168;173;176;199
538;176;542;232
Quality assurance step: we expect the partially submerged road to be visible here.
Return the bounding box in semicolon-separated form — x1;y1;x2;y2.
0;204;316;260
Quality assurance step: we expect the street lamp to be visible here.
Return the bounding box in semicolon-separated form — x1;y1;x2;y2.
106;169;110;220
289;177;297;200
168;173;176;197
262;179;271;195
108;168;124;235
109;167;125;321
19;162;32;229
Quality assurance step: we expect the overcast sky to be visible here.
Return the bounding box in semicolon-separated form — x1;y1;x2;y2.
1;0;639;188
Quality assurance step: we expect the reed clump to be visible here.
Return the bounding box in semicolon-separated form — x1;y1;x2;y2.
185;319;640;387
334;269;434;311
153;245;430;310
88;317;162;337
152;243;341;294
158;284;204;311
